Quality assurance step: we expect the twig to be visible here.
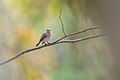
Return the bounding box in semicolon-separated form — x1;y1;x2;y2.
57;34;105;44
66;27;102;37
0;33;105;66
0;8;104;66
59;7;66;36
52;27;102;44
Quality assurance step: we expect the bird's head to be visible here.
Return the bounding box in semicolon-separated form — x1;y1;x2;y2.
46;28;51;34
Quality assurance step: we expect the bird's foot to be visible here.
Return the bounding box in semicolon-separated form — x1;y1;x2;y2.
44;43;48;46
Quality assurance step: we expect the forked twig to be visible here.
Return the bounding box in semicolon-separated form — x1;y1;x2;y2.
0;33;104;66
0;8;104;66
59;7;66;36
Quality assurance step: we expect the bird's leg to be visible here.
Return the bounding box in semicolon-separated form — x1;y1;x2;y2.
42;42;47;45
42;42;45;44
42;42;48;46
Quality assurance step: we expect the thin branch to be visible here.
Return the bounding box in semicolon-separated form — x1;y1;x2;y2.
0;45;47;66
0;33;105;66
57;34;105;44
66;27;102;37
59;7;66;36
52;27;102;44
0;8;104;66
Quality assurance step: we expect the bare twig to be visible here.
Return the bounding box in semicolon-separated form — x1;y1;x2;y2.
57;34;105;44
52;27;102;44
0;33;105;66
67;27;102;37
0;45;47;66
0;8;104;66
59;7;66;36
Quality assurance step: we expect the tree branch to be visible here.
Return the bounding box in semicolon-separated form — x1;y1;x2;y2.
0;29;104;66
66;27;102;37
52;27;101;44
57;34;105;44
0;8;104;66
59;7;66;36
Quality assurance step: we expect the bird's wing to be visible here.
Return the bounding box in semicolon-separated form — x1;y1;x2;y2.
36;33;47;47
39;33;47;42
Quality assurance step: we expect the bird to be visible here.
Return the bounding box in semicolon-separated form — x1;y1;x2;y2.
36;28;52;47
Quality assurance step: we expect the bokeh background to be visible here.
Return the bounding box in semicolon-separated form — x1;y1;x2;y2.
0;0;112;80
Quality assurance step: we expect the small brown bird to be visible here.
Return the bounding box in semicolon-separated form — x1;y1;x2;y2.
36;28;52;47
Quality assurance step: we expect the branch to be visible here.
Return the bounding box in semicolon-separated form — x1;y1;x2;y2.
0;32;104;66
0;8;104;66
59;7;66;36
0;45;47;66
57;34;105;44
52;27;102;44
66;27;102;37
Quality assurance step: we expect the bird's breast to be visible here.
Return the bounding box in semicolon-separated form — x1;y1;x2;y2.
42;34;52;42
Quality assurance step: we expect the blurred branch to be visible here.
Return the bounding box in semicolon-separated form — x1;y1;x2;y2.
59;7;66;36
53;27;102;44
0;8;104;66
57;34;105;44
0;27;104;66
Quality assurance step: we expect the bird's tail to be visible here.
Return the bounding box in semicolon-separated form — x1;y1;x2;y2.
36;41;41;47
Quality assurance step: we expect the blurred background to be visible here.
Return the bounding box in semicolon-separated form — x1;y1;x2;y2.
0;0;113;80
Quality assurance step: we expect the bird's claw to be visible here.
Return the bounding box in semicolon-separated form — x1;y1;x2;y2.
44;43;47;46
